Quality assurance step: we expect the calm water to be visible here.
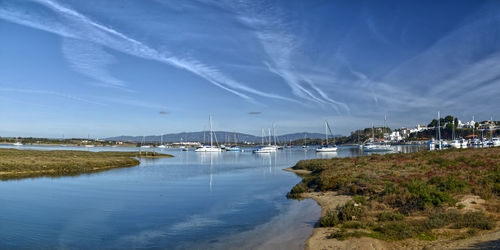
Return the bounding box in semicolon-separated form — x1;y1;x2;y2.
0;144;425;249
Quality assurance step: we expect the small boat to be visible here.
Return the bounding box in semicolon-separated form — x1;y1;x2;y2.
492;138;500;147
226;146;241;151
85;145;95;148
253;146;275;153
316;120;337;152
195;145;221;152
363;123;392;152
13;137;22;146
157;134;166;148
182;147;189;151
450;139;461;148
364;142;392;152
195;115;222;152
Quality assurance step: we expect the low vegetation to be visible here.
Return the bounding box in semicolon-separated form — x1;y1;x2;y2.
287;147;500;242
0;148;172;180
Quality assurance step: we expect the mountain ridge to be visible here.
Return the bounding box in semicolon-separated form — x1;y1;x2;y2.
104;131;342;143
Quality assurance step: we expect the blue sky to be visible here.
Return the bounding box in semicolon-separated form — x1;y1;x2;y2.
1;0;500;138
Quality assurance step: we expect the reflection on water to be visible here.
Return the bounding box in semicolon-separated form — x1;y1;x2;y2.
0;144;425;249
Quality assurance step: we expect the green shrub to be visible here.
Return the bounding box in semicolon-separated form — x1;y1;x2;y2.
337;200;365;221
329;229;371;241
417;232;437;241
353;195;367;205
406;180;455;208
428;176;469;193
377;211;404;222
286;182;307;199
373;221;423;240
424;209;461;229
452;211;496;230
320;209;340;227
341;221;367;229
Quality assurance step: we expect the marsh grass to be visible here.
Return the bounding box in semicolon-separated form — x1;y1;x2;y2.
290;147;500;242
0;148;172;180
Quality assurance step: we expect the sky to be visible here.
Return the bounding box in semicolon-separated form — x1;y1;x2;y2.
1;0;500;138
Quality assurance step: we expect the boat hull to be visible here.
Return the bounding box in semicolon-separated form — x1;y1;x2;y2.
316;147;337;152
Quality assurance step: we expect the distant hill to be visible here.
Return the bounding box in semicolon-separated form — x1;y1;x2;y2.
104;131;341;144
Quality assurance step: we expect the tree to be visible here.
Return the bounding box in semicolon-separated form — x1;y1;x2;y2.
428;119;438;128
444;115;454;124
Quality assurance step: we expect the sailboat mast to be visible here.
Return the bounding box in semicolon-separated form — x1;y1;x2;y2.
273;124;276;146
384;113;387;136
438;111;441;149
473;115;475;140
209;115;213;147
268;128;271;146
325;120;328;146
261;129;264;145
452;116;455;140
372;122;375;142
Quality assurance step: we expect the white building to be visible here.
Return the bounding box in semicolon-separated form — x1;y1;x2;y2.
409;124;429;134
389;131;403;142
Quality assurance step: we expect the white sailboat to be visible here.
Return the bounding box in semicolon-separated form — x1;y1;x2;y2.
195;115;222;152
158;134;166;148
13;137;22;146
140;136;151;148
253;128;277;153
364;122;392;152
316;120;337;152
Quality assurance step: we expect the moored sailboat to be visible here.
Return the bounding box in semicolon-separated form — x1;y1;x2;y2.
195;116;222;152
316;120;337;152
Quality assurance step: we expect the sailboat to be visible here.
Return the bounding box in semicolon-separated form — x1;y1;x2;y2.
316;121;337;152
140;136;151;148
226;132;241;151
364;122;392;152
158;134;166;148
302;133;308;149
195;115;222;152
13;137;22;146
253;128;277;153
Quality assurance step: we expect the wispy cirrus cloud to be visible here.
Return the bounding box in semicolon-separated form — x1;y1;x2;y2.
227;0;349;112
0;0;294;103
62;38;127;89
0;86;105;106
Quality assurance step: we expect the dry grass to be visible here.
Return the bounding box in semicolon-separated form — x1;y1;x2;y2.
0;148;172;180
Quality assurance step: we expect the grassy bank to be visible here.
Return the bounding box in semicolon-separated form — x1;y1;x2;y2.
287;147;500;245
0;148;173;180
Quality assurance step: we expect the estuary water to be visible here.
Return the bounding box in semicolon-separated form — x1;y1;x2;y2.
0;145;425;249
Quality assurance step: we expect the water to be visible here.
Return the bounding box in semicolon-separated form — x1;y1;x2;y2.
0;144;425;249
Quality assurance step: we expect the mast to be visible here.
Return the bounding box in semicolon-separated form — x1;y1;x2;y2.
491;116;494;140
261;129;265;145
472;115;475;140
325;120;328;146
209;115;213;147
452;116;455;140
372;122;375;142
203;126;206;144
384;113;387;137
268;128;271;146
438;111;441;150
273;124;277;146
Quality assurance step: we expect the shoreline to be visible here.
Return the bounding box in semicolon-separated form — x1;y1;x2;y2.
283;156;500;250
0;148;173;181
